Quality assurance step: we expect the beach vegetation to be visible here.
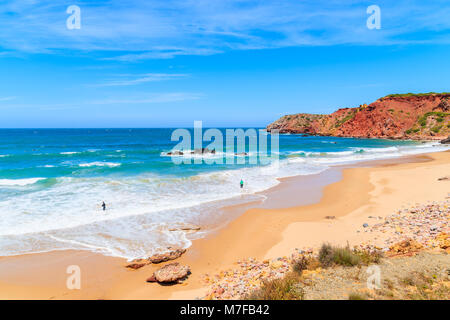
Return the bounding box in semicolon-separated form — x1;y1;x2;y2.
335;111;356;128
348;291;367;300
318;243;380;268
318;243;335;267
417;112;449;129
244;272;304;300
331;246;361;267
353;249;383;265
291;255;321;275
292;256;309;275
399;272;449;300
385;92;450;98
431;125;442;133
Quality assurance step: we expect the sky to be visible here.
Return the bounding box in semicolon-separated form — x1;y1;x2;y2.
0;0;450;128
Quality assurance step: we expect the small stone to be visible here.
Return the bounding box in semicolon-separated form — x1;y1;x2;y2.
126;261;147;269
146;275;157;282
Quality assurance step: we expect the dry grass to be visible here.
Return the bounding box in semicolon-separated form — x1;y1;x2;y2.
348;292;367;300
244;272;305;300
318;243;376;268
398;272;450;300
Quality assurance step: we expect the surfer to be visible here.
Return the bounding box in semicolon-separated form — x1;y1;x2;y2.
240;179;244;189
102;201;106;211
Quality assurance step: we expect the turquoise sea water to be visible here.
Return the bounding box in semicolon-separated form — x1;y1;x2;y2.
0;129;448;260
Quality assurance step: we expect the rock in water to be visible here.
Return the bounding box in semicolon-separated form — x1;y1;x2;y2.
153;262;190;283
440;136;450;144
148;248;186;264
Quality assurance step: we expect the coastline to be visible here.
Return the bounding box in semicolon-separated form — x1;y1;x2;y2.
0;150;449;300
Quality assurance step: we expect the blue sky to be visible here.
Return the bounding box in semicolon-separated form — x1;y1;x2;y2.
0;0;449;128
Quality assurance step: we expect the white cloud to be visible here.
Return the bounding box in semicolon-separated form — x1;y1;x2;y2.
0;96;16;102
90;92;203;104
94;73;189;87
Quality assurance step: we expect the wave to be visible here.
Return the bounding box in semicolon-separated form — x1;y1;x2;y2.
60;151;79;155
0;140;448;260
78;162;121;168
350;146;399;154
286;142;449;165
0;178;46;186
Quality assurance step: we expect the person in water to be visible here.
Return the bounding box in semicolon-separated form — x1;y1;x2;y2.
240;179;244;189
102;201;106;211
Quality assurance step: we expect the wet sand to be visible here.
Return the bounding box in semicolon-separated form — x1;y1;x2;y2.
0;151;448;300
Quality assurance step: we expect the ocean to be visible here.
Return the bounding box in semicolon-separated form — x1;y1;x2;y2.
0;128;448;260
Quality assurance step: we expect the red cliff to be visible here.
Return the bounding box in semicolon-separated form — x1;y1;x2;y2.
267;93;450;140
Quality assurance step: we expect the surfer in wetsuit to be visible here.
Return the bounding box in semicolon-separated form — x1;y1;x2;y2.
240;179;244;189
102;201;106;211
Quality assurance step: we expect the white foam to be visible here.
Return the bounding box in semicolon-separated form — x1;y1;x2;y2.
60;151;79;155
0;178;46;186
79;162;121;168
351;146;399;153
0;141;448;260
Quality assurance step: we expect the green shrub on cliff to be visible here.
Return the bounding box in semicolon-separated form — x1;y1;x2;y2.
431;125;443;133
386;92;450;98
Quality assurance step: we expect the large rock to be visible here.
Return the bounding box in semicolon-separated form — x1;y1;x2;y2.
125;248;186;269
152;262;190;283
148;248;186;264
440;136;450;144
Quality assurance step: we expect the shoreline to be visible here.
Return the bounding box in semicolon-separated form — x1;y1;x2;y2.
0;151;449;299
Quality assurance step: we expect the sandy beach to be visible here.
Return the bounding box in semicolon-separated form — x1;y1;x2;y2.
0;150;448;300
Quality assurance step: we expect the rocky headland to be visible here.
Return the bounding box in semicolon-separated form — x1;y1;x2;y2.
267;93;450;140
